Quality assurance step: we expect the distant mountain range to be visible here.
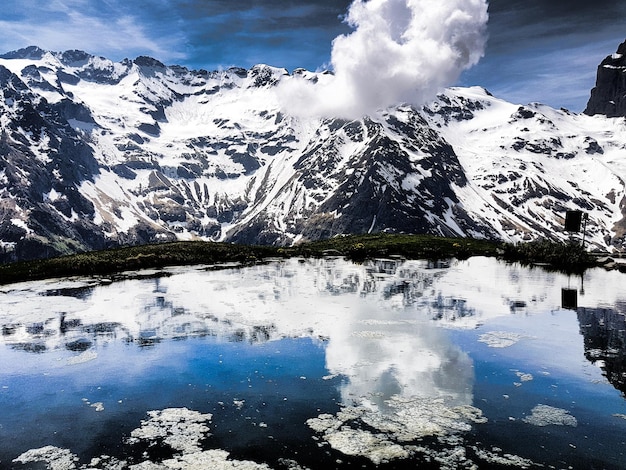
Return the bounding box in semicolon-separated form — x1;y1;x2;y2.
0;42;625;261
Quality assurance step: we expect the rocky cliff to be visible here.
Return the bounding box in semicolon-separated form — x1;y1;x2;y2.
584;40;626;117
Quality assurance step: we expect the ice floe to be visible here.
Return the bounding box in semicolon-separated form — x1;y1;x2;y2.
307;395;487;465
154;449;271;469
67;350;98;365
471;446;535;468
324;428;409;464
478;331;530;348
90;402;105;412
13;408;272;470
126;408;213;454
13;445;79;470
515;372;533;382
522;404;578;427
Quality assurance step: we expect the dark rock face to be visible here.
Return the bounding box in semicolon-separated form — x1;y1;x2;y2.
0;66;104;261
578;307;626;396
584;40;626;117
0;46;47;60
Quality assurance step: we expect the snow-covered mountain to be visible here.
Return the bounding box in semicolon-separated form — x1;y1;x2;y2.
1;44;625;261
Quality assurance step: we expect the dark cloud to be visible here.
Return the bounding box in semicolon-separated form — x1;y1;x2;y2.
177;0;351;23
486;0;626;48
460;0;626;110
175;0;352;40
490;0;626;23
173;0;353;70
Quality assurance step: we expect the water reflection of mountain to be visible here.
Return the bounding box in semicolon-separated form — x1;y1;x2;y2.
0;275;280;354
0;258;487;354
365;259;477;322
8;257;626;361
577;304;626;395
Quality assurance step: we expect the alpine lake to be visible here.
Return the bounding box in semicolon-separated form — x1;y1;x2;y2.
1;256;625;469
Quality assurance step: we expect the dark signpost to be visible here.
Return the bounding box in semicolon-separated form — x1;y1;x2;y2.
564;210;588;249
561;288;578;310
564;210;583;232
560;210;588;311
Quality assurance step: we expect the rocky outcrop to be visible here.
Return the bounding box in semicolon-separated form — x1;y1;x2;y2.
584;40;626;117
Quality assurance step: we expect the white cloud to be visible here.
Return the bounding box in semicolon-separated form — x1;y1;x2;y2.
278;0;489;119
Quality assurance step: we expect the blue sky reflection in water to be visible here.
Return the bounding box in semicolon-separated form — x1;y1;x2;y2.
1;257;626;468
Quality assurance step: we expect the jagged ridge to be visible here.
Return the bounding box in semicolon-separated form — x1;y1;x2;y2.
0;45;625;261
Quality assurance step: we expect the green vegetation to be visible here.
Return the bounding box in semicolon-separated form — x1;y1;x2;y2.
0;241;279;285
500;239;595;273
0;234;600;285
285;233;501;261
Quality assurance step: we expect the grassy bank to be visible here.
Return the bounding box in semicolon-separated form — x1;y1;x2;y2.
0;234;597;285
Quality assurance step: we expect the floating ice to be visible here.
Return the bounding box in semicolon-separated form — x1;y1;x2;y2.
471;446;536;468
308;395;487;464
325;428;409;464
478;331;528;348
159;449;271;469
522;405;578;427
67;350;98;365
13;408;276;469
126;408;213;454
90;402;104;412
13;445;79;470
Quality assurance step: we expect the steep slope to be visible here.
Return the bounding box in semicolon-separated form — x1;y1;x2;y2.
0;46;625;261
424;87;626;249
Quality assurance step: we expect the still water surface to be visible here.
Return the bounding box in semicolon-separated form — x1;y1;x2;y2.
0;257;625;469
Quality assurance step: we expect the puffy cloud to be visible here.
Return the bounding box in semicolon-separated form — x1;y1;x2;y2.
279;0;489;118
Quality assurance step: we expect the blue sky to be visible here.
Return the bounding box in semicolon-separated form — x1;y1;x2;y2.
1;0;625;112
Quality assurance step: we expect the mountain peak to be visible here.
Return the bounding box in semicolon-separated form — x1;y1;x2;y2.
0;45;47;60
58;49;94;67
134;56;166;68
584;39;626;117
